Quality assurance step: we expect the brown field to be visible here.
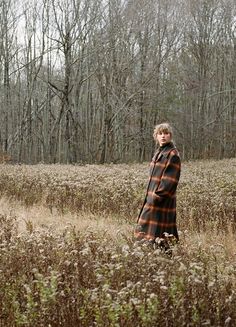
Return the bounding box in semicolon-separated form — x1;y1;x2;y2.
0;158;235;326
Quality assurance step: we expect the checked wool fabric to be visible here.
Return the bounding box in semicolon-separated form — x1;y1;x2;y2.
135;142;181;241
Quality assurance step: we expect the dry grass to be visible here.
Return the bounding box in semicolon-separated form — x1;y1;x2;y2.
0;159;235;230
0;198;131;241
1;197;235;260
0;158;235;326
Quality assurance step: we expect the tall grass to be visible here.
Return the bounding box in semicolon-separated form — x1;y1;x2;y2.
0;158;235;231
0;158;235;326
0;213;236;326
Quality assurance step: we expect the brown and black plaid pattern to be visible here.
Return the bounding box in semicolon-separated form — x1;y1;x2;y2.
135;142;181;241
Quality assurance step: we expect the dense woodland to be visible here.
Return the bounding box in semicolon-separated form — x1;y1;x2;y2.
0;0;235;163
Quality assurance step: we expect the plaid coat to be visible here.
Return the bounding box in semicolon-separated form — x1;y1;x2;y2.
135;142;181;241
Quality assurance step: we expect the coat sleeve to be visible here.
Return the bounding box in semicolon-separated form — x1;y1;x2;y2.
153;153;181;201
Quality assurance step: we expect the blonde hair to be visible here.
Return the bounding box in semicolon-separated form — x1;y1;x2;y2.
153;123;173;141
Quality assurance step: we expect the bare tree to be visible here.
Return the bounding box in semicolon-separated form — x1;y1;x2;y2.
0;0;235;163
0;0;19;157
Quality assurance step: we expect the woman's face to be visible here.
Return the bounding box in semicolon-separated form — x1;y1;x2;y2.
156;131;172;146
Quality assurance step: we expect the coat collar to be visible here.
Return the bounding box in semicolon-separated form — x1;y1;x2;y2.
159;142;175;152
154;142;176;161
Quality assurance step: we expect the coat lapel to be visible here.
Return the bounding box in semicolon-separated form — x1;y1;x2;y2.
156;152;163;162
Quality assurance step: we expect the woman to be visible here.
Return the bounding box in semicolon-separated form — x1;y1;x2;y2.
135;123;181;243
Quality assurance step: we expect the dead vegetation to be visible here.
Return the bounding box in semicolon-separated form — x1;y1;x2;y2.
0;158;235;326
